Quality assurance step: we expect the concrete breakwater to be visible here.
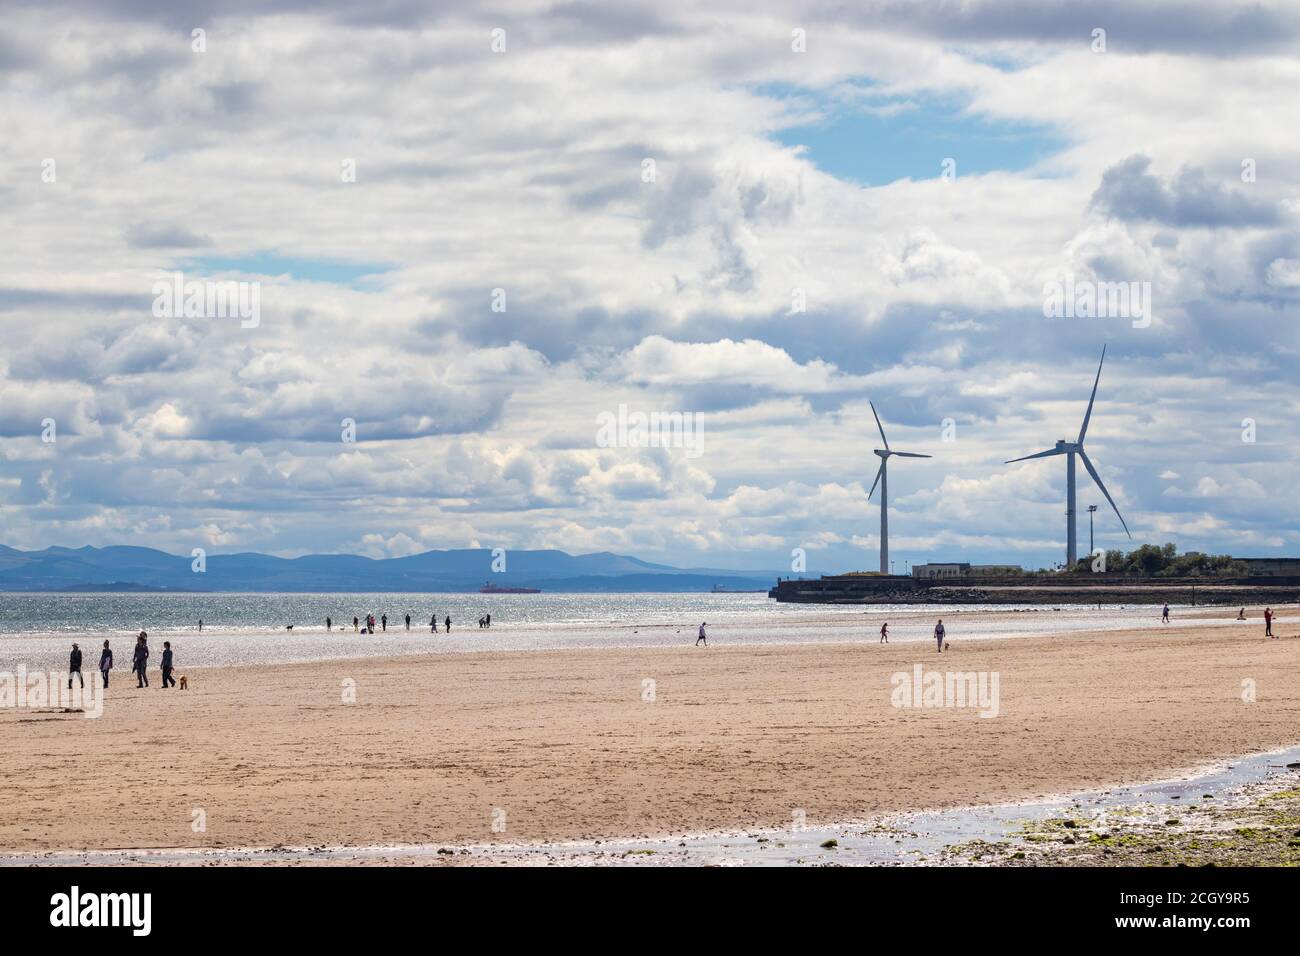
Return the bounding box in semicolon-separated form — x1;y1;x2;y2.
768;573;1300;606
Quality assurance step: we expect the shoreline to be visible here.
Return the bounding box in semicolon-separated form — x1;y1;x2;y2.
3;604;1287;672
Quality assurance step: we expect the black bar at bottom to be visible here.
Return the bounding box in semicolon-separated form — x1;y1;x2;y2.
0;865;1280;941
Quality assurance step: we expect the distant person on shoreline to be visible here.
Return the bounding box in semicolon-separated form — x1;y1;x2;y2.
405;614;410;631
99;640;112;688
1265;607;1274;639
880;623;889;644
133;633;150;688
934;619;946;653
198;619;203;632
353;616;359;632
381;614;387;632
445;615;452;634
161;641;176;688
696;622;707;646
485;613;491;628
430;615;438;633
1161;604;1170;624
1237;608;1246;621
68;643;83;690
326;616;332;631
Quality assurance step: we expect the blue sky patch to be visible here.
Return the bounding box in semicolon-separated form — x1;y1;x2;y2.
178;253;391;288
764;84;1067;185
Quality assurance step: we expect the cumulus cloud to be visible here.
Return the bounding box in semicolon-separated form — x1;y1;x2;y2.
1090;155;1281;227
614;336;867;393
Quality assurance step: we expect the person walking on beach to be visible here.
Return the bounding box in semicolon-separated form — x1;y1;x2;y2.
99;640;113;686
1265;607;1274;638
444;615;452;634
696;622;707;646
405;614;410;631
353;616;359;632
430;615;438;633
1237;608;1246;621
198;619;203;632
133;633;150;688
934;619;946;653
1161;604;1170;624
381;614;387;632
68;643;84;689
99;640;113;688
326;616;332;631
485;613;491;628
880;623;889;644
160;641;176;688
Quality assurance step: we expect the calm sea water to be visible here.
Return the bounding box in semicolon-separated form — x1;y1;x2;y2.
0;591;792;634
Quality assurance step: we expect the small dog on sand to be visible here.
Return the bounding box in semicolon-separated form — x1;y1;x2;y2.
285;624;294;631
178;675;188;690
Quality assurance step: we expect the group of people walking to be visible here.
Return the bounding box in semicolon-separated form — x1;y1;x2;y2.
69;632;176;689
323;613;456;634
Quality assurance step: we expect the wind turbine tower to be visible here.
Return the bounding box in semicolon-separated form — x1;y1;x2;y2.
1005;345;1132;567
867;402;932;575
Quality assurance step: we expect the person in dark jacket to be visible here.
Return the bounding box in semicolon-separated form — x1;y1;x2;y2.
68;643;84;689
160;641;176;688
444;615;451;633
133;633;150;688
99;640;113;688
430;615;437;633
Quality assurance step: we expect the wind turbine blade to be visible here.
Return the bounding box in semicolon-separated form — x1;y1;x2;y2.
1078;344;1107;444
1079;449;1132;539
869;401;890;450
1005;447;1065;464
890;452;932;458
867;462;884;501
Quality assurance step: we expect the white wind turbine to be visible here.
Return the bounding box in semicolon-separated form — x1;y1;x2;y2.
1005;344;1132;568
867;402;932;575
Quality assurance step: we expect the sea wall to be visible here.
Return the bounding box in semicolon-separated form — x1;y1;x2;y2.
768;575;1300;606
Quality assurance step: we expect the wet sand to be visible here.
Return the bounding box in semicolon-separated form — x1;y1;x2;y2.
1;611;1297;859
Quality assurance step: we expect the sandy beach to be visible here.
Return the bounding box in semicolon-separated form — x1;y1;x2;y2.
2;609;1298;860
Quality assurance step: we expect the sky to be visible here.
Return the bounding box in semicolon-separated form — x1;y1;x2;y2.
1;0;1297;573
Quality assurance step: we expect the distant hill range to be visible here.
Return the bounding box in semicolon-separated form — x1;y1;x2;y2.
0;545;785;593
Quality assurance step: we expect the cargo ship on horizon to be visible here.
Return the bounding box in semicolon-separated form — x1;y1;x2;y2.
480;581;542;594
